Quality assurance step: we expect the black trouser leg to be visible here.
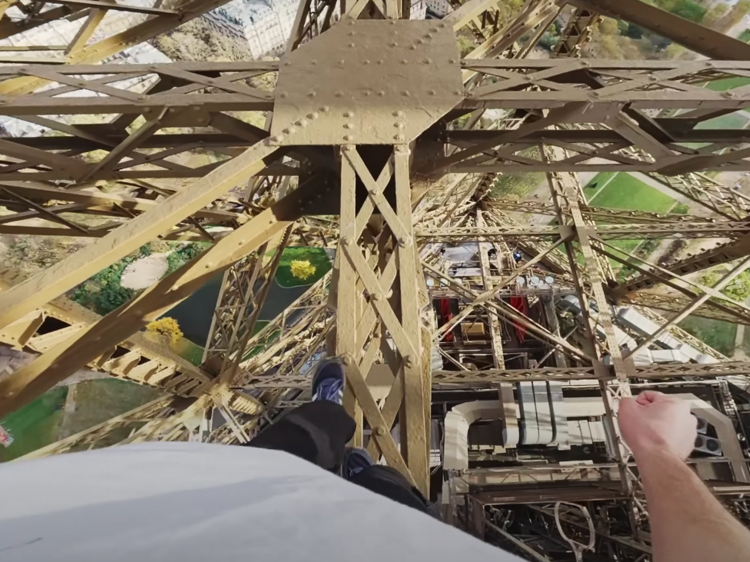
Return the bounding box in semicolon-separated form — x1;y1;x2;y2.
248;401;355;471
349;465;429;513
247;401;429;512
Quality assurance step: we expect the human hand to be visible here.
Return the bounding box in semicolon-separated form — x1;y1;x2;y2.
618;391;697;461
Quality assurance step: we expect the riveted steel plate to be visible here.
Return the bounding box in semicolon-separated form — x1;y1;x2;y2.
270;20;462;145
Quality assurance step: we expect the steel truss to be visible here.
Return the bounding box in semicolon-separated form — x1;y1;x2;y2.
2;0;750;557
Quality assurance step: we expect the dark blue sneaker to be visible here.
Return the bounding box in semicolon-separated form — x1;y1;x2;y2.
311;358;345;405
341;447;374;480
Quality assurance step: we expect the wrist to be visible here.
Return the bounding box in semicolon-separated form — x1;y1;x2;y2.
632;447;687;479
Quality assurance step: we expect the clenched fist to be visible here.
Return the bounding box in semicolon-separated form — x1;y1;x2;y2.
618;391;697;461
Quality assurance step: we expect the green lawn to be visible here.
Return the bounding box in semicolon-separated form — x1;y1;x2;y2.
588;173;676;213
0;386;67;461
585;172;679;267
695;112;749;130
583;171;618;203
679;316;737;356
275;247;332;288
705;76;750;92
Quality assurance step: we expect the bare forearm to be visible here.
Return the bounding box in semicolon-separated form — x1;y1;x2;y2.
638;450;750;562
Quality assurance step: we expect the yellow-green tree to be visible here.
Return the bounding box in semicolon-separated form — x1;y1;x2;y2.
290;260;316;281
146;317;183;345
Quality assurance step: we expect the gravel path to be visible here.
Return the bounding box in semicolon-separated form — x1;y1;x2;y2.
121;253;170;290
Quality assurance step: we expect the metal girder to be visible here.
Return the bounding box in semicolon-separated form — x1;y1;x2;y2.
336;144;430;494
0;170;324;418
241;361;750;387
0;140;278;329
0;62;276;114
5;59;750;183
627;257;750;358
5;12;750;519
649;172;750;221
626;292;750;326
0;0;242;96
415;221;750;241
235;273;332;384
17;396;181;460
615;234;750;297
0;267;214;396
551;4;598;58
599;242;750;326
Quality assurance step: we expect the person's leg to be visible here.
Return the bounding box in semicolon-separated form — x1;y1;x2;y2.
245;357;430;512
350;465;430;512
248;400;354;471
246;358;352;471
341;447;429;513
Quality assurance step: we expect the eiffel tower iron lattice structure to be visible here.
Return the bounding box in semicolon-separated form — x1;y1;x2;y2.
3;0;750;558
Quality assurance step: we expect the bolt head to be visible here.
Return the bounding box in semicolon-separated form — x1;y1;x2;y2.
374;427;386;436
342;355;352;366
